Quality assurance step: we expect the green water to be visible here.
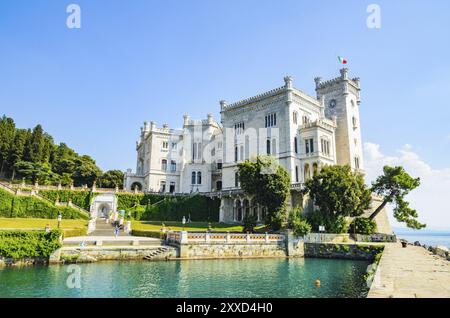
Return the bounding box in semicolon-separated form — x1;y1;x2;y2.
0;258;370;298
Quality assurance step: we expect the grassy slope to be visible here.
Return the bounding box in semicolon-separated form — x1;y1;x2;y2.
132;221;266;232
0;217;88;230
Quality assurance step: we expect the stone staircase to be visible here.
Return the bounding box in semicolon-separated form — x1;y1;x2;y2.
88;218;129;237
144;246;172;260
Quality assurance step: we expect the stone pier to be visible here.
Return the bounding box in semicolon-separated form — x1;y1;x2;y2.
368;242;450;298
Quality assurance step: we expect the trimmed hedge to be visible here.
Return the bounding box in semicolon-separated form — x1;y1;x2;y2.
62;228;87;238
131;229;166;239
38;189;93;210
0;189;89;220
0;230;62;259
134;195;220;222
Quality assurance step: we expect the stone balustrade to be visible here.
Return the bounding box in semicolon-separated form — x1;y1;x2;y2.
166;231;284;245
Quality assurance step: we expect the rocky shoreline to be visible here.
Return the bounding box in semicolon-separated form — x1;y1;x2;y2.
400;239;449;261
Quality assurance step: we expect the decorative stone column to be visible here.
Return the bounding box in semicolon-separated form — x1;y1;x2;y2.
124;221;132;234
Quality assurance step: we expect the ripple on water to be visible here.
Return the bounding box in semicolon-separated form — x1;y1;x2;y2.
0;258;370;298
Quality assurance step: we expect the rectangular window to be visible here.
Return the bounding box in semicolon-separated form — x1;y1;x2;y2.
295;166;299;183
170;160;176;172
265;113;277;128
162;141;169;149
171;142;177;149
234;122;245;135
305;138;314;154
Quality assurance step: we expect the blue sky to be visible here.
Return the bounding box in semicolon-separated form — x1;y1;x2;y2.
1;1;449;227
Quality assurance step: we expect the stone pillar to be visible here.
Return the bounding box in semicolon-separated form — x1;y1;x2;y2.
180;231;188;244
87;219;96;234
265;232;269;244
226;232;230;243
246;233;251;243
124;221;132;234
205;232;210;243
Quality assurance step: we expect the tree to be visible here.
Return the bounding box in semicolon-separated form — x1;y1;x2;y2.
238;156;291;230
7;129;27;180
288;207;312;237
303;165;372;233
370;166;425;229
72;156;102;187
97;170;124;189
0;116;16;176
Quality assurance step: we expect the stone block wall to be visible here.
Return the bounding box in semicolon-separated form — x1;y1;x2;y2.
304;243;384;261
179;242;287;259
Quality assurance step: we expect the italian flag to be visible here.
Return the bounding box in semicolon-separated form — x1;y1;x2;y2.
337;56;348;65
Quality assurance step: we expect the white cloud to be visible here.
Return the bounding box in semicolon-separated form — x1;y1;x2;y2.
363;142;450;230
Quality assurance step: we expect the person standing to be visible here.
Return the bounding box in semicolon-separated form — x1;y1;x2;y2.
114;225;119;238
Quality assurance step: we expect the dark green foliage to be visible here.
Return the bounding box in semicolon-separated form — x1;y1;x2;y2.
303;165;371;234
0;230;62;259
38;190;93;210
0;188;88;219
0;115;103;186
349;217;377;235
137;195;220;222
307;210;349;234
97;170;124;189
288;207;312;237
238;156;291;230
370;165;425;229
242;214;257;233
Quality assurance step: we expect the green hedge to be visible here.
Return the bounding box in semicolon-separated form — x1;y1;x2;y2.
0;189;89;220
0;230;62;259
38;190;93;210
116;193;164;210
131;229;166;239
134;195;220;222
62;228;87;238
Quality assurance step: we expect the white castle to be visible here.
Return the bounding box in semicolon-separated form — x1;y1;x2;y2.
124;68;391;232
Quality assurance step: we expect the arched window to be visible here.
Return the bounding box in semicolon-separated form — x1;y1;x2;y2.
354;157;360;169
191;171;196;184
352;116;357;128
294;137;298;154
313;163;319;176
216;180;222;190
161;159;167;171
235;146;238;162
266;139;271;155
170;160;176;172
235;172;239;187
293;111;298;124
304;164;310;180
295;166;299;182
197;171;202;184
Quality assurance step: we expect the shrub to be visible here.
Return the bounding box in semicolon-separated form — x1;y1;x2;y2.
349;217;377;235
140;195;220;222
131;229;166;240
288;207;312;237
242;215;257;233
38;190;93;210
307;211;349;234
0;230;62;259
0;189;89;220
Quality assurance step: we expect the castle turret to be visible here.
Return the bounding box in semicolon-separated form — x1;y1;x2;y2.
315;68;364;171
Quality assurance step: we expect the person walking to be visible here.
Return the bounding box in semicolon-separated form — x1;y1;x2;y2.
114;225;119;238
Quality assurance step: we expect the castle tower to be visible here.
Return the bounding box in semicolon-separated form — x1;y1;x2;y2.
314;68;364;171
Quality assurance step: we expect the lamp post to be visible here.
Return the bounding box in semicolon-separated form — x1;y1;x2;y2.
57;213;62;229
182;216;186;231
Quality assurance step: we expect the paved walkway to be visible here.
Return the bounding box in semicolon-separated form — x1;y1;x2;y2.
368;242;450;298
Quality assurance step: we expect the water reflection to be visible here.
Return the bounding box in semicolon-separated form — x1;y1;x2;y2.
0;258;370;298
